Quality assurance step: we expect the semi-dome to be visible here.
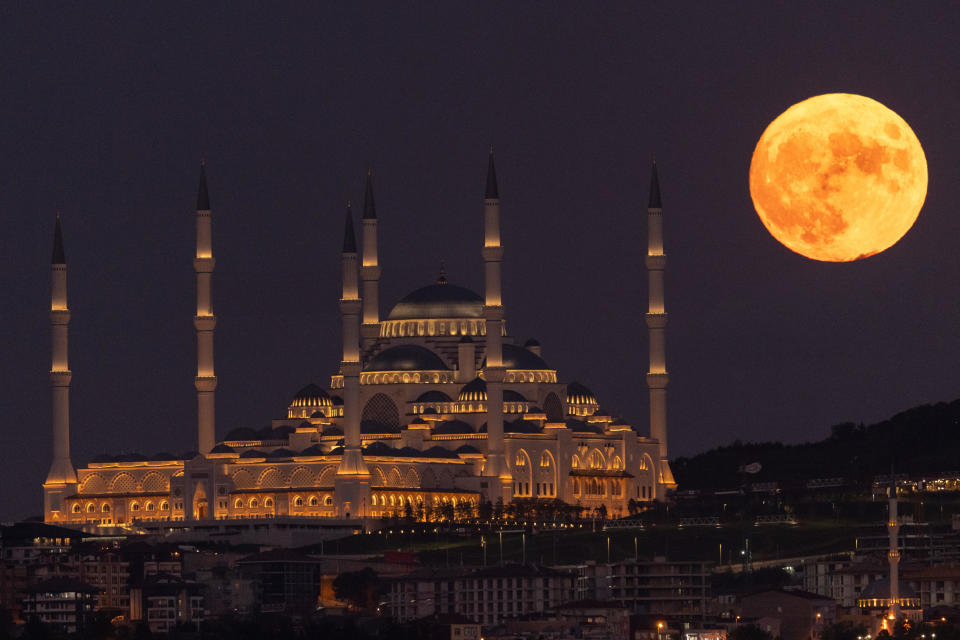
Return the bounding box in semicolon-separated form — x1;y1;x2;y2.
482;343;550;370
503;389;526;402
387;282;483;320
365;345;449;371
415;390;452;403
291;383;332;407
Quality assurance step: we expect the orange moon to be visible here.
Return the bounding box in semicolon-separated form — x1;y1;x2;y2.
749;93;927;262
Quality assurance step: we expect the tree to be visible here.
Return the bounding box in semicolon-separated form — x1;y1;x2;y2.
728;624;774;640
403;500;414;521
820;621;871;640
333;567;381;611
478;499;493;521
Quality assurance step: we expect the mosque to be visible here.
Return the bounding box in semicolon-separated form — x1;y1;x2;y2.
41;152;676;528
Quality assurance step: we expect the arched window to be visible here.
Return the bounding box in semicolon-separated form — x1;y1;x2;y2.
571;456;580;469
540;452;552;468
234;498;243;509
72;504;81;514
249;498;258;508
544;392;563;421
362;393;400;429
264;498;274;508
102;504;111;513
131;503;140;512
324;495;333;506
160;501;169;511
145;502;155;512
309;496;319;507
294;497;303;507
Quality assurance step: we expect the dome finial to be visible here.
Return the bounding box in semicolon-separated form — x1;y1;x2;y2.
437;258;448;285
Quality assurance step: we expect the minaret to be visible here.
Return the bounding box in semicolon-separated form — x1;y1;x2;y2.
194;163;217;454
360;169;381;351
888;475;901;621
480;147;512;499
43;215;78;521
645;161;676;492
335;203;371;518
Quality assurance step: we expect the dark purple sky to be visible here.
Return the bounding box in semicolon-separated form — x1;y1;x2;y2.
3;3;959;519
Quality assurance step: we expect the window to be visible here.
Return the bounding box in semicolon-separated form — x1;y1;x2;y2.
72;504;81;514
145;502;155;512
309;496;319;507
234;499;243;509
87;503;96;513
160;501;169;511
264;498;274;508
250;499;258;508
294;497;303;507
131;503;140;512
102;504;111;513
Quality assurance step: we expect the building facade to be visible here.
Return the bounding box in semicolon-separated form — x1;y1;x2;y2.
42;155;675;528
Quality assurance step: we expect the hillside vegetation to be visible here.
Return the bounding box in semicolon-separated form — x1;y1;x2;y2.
672;398;960;491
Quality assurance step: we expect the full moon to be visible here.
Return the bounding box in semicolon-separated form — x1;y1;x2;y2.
749;93;927;262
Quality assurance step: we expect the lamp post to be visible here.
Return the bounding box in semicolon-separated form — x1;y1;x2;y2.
657;621;664;640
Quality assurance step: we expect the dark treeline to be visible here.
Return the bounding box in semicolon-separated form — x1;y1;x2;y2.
673;398;960;491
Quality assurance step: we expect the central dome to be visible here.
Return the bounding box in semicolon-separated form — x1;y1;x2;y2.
387;282;483;320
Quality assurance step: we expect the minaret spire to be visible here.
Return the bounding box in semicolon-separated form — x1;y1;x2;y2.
335;202;370;518
44;214;78;522
194;162;217;454
887;472;901;622
645;161;676;494
360;170;381;350
480;147;511;499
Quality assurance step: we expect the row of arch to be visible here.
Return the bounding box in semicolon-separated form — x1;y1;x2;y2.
232;465;338;490
80;472;172;495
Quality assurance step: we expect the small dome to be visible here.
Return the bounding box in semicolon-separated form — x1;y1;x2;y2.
410;417;427;425
416;390;452;403
387;282;483;320
323;425;343;436
209;444;236;455
299;444;325;456
310;411;324;418
566;381;598;406
434;420;474;435
456;444;481;455
482;343;550;370
503;389;526;402
566;418;602;433
458;377;487;402
268;448;296;458
291;383;332;407
275;425;297;438
115;453;148;462
239;449;266;459
91;454;116;463
365;345;449;372
224;427;258;441
505;420;541;434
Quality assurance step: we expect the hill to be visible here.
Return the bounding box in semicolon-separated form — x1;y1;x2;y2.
672;398;960;491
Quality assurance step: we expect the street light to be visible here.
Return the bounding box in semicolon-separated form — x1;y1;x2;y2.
657;621;664;640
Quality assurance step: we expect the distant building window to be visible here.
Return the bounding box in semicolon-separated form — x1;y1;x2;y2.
250;499;258;508
160;501;169;511
294;497;303;507
72;504;81;514
102;504;111;513
309;496;319;507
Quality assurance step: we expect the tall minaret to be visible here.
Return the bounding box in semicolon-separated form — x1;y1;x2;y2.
335;203;371;518
194;163;217;454
360;170;381;351
645;162;676;492
43;215;78;521
887;475;901;621
480;147;511;498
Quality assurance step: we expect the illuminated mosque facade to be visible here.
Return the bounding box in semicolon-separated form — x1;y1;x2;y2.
42;152;676;528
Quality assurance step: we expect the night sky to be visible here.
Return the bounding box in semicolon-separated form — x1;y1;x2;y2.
3;4;959;519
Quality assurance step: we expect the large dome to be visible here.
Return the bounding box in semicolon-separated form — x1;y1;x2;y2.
387;282;483;320
365;345;450;372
